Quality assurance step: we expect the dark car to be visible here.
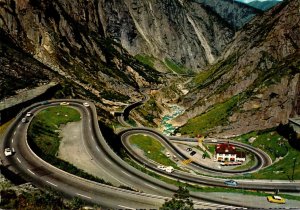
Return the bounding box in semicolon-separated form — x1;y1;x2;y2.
190;151;196;156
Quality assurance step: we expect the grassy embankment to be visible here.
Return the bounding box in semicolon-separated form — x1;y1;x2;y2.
27;106;112;185
179;96;239;137
129;134;179;169
234;130;299;180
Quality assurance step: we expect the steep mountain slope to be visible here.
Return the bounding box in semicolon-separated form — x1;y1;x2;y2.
175;0;300;137
193;0;262;29
0;0;162;119
0;29;56;99
101;0;236;72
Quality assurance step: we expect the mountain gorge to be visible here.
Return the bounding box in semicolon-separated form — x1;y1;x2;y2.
0;0;298;137
176;0;300;137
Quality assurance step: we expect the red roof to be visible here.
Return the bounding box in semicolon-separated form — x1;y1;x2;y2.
215;143;236;154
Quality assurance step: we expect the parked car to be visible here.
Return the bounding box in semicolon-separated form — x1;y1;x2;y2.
186;148;192;152
4;148;13;156
60;102;69;106
267;195;286;204
83;102;90;107
166;152;171;157
190;151;196;156
224;180;238;187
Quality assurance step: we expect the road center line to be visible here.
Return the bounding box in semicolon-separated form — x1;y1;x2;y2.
118;205;135;210
96;146;100;152
17;124;20;128
46;180;57;187
13;131;16;136
27;169;35;175
12;138;14;143
76;193;92;199
17;157;21;163
145;183;157;189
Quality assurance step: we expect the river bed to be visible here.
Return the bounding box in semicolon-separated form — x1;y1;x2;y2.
160;105;184;136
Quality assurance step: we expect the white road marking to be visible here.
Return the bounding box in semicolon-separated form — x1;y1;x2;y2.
13;131;16;136
118;205;135;210
96;147;100;152
76;193;92;199
17;124;20;128
145;183;157;190
12;138;14;143
46;180;57;187
121;170;132;177
105;158;111;163
17;157;21;163
27;169;35;175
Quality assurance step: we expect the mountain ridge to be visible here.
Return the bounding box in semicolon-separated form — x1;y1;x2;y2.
175;0;300;137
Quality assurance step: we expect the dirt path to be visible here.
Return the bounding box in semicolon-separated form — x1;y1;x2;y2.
57;121;121;185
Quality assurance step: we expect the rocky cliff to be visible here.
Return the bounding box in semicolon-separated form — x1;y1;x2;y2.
193;0;262;29
0;0;260;120
100;0;233;71
175;0;300;137
0;0;163;120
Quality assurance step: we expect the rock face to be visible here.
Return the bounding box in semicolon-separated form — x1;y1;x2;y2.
176;0;300;136
100;0;259;71
193;0;262;29
0;0;259;111
0;0;162;112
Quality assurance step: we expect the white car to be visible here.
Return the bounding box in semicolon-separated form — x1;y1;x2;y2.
26;112;32;117
157;165;166;171
60;102;69;106
166;152;171;157
83;102;90;107
165;166;174;173
4;148;13;156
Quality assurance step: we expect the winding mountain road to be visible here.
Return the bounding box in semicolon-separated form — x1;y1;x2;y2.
1;99;299;209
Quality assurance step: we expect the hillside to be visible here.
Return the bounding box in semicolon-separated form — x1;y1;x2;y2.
0;0;164;122
175;0;300;137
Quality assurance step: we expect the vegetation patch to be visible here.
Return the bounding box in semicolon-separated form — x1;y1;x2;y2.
101;90;130;102
134;54;156;68
0;188;90;209
28;106;81;156
234;129;299;180
129;134;178;168
164;58;192;74
179;95;239;136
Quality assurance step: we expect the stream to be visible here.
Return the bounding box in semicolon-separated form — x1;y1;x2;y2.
161;104;185;136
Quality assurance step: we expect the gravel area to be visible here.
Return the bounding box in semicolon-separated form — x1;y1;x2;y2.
57;121;121;185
